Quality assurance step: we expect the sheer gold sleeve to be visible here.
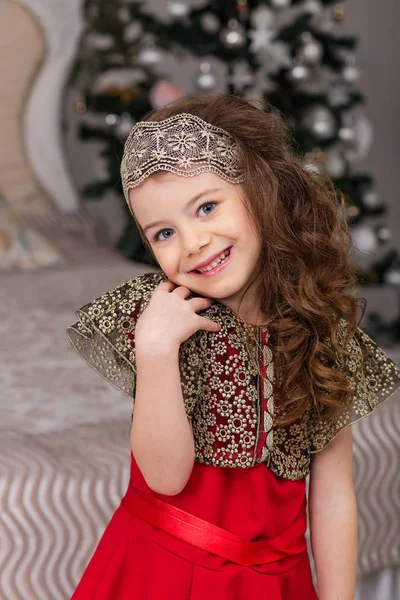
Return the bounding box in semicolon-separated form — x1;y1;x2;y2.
66;272;203;420
310;320;400;453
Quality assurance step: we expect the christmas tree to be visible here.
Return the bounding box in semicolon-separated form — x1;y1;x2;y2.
70;0;400;342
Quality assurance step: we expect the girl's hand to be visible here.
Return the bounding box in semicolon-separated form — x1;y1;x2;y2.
135;279;221;352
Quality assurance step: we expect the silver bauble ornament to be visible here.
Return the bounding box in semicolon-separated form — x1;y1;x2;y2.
94;68;146;93
351;224;378;254
342;114;373;162
196;61;218;91
338;126;357;146
311;10;335;33
384;268;400;287
362;190;382;210
297;33;323;65
248;28;276;53
250;5;276;29
324;149;346;178
86;33;114;50
124;22;142;43
302;106;336;140
376;226;391;243
200;12;220;33
220;19;246;49
137;42;162;66
105;114;120;126
270;0;292;10
342;64;360;83
302;0;323;14
167;1;190;19
347;204;360;219
341;57;360;84
288;63;311;84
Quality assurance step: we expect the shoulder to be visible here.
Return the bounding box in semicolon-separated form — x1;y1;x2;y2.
110;271;166;303
80;271;166;320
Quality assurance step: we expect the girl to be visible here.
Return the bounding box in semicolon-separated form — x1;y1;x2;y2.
67;93;400;600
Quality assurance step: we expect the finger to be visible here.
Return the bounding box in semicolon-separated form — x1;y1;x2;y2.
173;286;192;299
188;297;213;312
156;280;176;291
198;316;221;333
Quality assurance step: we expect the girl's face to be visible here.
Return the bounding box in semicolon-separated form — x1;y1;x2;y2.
129;172;262;314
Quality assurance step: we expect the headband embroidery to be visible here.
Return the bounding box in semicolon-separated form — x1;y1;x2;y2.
120;113;245;213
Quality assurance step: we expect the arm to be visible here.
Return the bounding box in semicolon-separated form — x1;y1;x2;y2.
309;426;358;600
131;341;195;496
129;279;219;497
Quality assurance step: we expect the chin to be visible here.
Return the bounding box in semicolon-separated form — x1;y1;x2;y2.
194;277;249;300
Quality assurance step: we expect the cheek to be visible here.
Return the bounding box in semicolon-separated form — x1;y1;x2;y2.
152;246;177;271
237;213;262;257
229;208;258;241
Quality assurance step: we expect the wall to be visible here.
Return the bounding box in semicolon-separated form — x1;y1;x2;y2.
0;0;54;213
343;0;400;231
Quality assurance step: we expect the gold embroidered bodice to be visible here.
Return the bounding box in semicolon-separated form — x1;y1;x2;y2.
67;272;400;480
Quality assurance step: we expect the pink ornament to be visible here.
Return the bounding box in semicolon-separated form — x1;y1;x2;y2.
149;80;185;109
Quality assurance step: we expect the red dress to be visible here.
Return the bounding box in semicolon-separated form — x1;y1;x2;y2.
68;293;318;600
71;450;318;599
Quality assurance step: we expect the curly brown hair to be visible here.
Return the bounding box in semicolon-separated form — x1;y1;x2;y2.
127;92;367;427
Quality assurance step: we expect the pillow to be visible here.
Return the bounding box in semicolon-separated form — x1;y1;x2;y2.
0;204;66;270
20;206;109;264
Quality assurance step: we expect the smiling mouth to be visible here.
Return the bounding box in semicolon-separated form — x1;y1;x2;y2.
190;246;233;276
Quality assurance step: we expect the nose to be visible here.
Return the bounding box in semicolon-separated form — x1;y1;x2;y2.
181;230;211;256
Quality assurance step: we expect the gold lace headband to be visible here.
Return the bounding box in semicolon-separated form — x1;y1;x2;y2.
120;113;245;214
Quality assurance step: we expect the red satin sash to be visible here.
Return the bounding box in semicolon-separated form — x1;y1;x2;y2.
121;482;307;567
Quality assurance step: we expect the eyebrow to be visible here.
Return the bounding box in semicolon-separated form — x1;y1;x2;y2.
142;188;221;235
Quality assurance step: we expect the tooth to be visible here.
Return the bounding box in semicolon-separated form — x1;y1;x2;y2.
207;259;220;269
198;249;229;272
200;260;220;272
201;265;214;273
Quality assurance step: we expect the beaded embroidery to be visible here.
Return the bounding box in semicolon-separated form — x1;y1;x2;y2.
67;272;400;480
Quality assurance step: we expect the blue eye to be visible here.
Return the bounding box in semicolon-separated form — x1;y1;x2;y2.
153;228;173;242
198;201;216;217
152;201;218;242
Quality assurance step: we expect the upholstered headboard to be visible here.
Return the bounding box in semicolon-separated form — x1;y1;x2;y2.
2;0;83;213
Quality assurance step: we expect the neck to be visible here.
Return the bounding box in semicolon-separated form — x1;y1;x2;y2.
219;278;265;327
